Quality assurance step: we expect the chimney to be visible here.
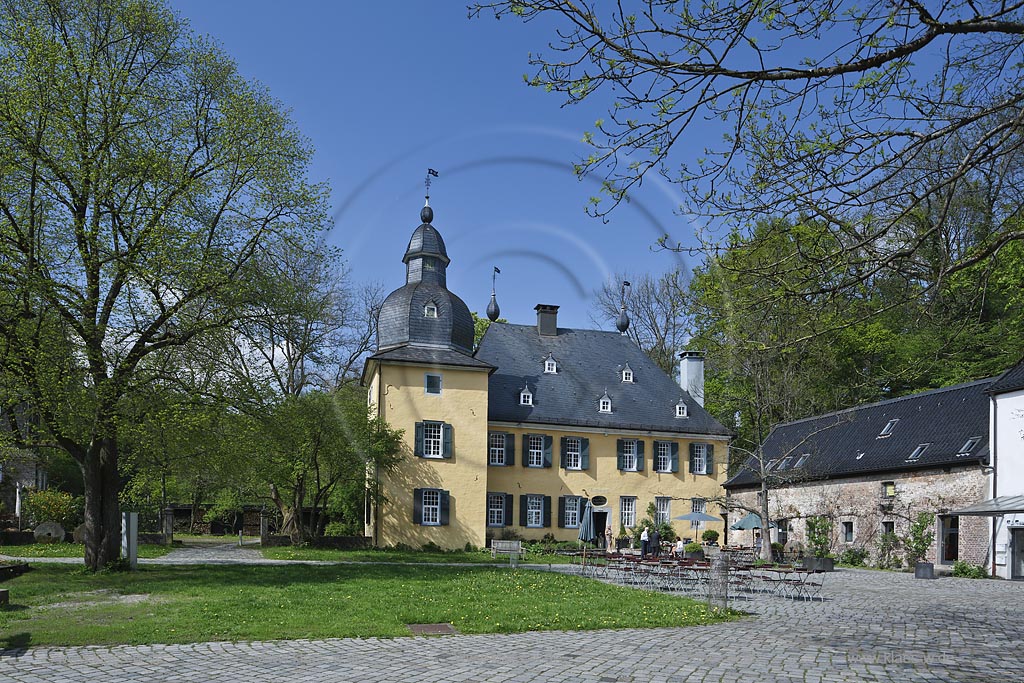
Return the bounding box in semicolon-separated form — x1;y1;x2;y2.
535;304;559;336
679;351;705;407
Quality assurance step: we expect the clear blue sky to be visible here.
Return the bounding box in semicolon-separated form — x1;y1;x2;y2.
172;1;702;331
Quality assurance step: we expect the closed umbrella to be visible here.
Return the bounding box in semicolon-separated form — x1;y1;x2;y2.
577;499;596;569
729;512;776;550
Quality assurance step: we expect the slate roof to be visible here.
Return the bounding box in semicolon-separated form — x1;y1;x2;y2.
368;345;494;370
724;378;993;489
987;358;1024;395
377;281;475;353
474;322;730;435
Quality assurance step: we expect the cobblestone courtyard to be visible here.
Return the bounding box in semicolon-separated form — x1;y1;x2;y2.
1;564;1021;682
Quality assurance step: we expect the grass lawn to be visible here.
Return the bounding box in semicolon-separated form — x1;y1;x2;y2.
260;546;575;564
0;543;173;559
0;564;736;647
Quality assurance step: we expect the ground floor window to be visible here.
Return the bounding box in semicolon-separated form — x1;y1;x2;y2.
526;495;544;528
421;490;440;525
940;515;959;563
689;498;706;529
655;497;671;525
842;520;854;543
487;493;506;527
882;520;895;536
620;497;637;528
564;497;580;528
777;519;789;546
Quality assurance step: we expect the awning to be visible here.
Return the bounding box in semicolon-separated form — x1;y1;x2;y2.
950;495;1024;516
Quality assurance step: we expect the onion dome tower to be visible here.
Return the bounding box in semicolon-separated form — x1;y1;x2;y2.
376;199;475;354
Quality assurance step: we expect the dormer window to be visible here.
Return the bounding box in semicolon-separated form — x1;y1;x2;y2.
423;302;438;318
544;354;557;374
907;443;930;462
520;385;533;406
877;418;898;438
957;437;980;456
598;392;612;413
675;401;687;418
621;364;633;383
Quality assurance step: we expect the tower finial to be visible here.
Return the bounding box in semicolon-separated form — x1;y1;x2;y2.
421;169;439;223
616;280;631;333
487;266;501;321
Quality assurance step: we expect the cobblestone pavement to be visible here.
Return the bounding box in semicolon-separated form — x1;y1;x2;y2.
1;562;1021;682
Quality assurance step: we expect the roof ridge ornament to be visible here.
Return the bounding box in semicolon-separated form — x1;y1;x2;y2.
616;280;631;333
422;168;439;223
487;266;501;321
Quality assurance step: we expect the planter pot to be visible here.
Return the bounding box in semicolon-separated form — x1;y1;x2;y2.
914;561;935;579
615;538;630;551
803;556;835;572
684;549;705;561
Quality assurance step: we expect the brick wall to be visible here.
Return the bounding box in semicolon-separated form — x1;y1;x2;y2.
727;465;989;567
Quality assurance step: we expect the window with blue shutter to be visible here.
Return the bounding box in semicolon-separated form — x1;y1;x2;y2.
616;439;625;470
413;488;423;524
671;442;679;473
543;435;553;468
414;423;424;457
505;433;515;466
580;438;590;470
441;423;453;458
636;440;645;471
503;493;514;526
439;490;450;525
542;495;552;528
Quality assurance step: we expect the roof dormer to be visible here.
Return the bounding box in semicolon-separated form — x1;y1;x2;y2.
520;384;533;406
543;353;557;374
675;400;687;418
598;391;612;414
621;363;634;383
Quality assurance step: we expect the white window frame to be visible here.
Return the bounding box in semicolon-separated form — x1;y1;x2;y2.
621;439;638;471
958;437;980;456
528;435;545;468
620;497;637;528
423;422;443;459
424;302;438;318
675;402;687;418
622;367;633;383
487;493;505;527
691;443;708;475
544;358;557;374
526;495;544;528
655;497;670;525
520;389;533;406
421;489;441;526
489;433;506;466
564;437;582;470
424;373;442;395
564;496;580;528
655;441;672;473
907;443;930;461
690;498;706;529
599;397;612;413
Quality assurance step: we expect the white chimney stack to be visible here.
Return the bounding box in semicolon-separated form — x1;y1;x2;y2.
679;351;705;407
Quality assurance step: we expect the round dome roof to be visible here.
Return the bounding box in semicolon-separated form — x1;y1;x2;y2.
403;223;449;266
377;282;474;353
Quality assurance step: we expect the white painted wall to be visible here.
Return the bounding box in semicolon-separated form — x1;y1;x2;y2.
992;387;1024;579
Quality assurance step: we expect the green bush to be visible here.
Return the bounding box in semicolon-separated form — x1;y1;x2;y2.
839;547;869;566
875;532;902;569
903;512;935;567
951;560;989;579
684;541;702;553
323;521;346;536
701;529;720;544
805;516;833;557
23;489;82;528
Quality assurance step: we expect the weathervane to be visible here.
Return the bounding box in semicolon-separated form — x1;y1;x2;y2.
487;266;502;322
425;168;439;201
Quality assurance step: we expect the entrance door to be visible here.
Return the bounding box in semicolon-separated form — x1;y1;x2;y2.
1013;529;1024;580
594;511;609;549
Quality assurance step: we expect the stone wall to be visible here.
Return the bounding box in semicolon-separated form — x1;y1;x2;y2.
727;465;990;568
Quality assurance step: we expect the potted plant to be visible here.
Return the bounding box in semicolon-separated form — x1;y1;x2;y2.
615;526;631;551
683;541;704;561
904;512;936;579
701;529;720;546
803;516;835;572
770;541;785;564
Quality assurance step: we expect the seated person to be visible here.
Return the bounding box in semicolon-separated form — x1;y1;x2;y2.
673;539;685;558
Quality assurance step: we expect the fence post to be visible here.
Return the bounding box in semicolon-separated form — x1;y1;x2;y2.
708;553;729;611
161;507;174;545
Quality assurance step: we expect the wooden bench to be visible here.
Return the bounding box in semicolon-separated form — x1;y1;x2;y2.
490;540;525;566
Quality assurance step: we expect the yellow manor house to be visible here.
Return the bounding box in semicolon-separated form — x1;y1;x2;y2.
362;200;731;550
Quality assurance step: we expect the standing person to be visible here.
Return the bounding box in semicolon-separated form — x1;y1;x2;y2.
640;526;650;559
606;523;614;553
754;532;763;558
650;527;661;559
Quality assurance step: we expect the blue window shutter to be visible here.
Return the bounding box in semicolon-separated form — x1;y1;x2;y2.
413;488;423;525
505;433;515;466
707;443;715;476
617;439;625;470
580;438;590;470
636;440;645;471
521;435;529;467
559;437;567;468
414;423;424;458
442;423;453;458
504;494;513;526
519;495;528;527
439;490;450;525
543;435;553;467
543;496;552;528
689;443;697;473
670;442;679;473
557;496;566;528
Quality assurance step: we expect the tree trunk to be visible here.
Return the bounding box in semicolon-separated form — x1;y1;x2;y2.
82;437;122;570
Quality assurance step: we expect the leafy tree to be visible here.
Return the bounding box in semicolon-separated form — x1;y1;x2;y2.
472;311;507;347
0;0;329;568
474;2;1024;306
